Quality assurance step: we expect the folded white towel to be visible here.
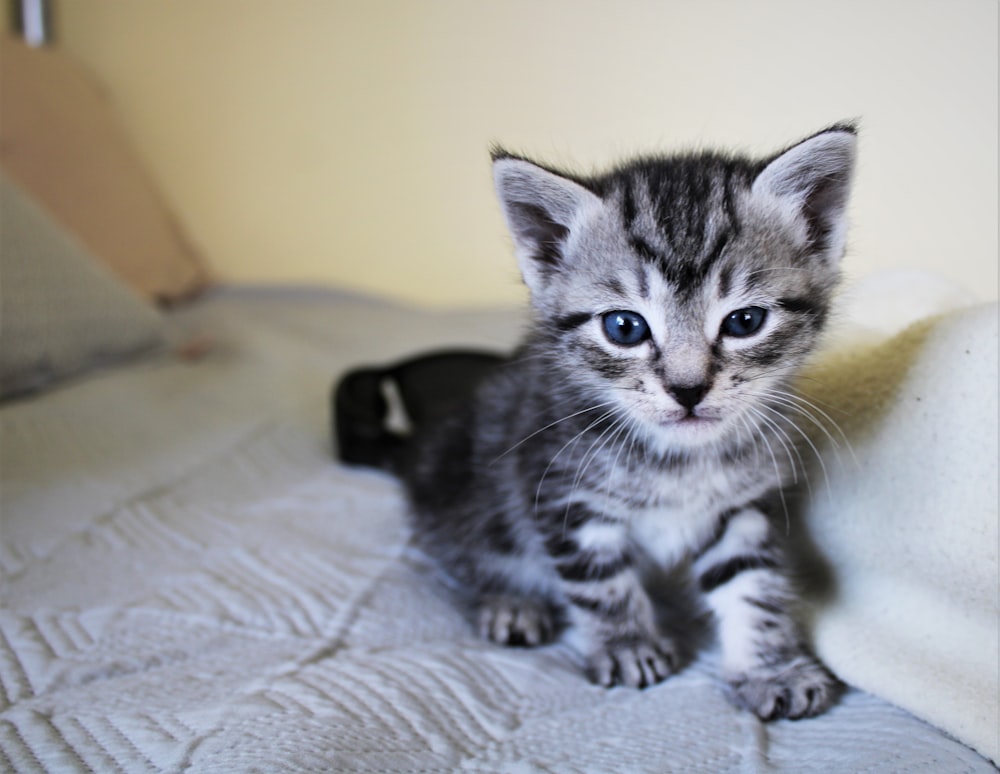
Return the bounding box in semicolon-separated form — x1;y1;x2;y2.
798;300;999;764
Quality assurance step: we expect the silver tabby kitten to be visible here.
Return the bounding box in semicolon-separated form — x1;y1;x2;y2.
405;124;856;720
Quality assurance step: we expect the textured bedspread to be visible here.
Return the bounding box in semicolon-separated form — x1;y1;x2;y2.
1;286;996;772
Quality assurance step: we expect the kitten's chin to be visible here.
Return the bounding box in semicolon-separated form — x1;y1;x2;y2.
643;414;732;452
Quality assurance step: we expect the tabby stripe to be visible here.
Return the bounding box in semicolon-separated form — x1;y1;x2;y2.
717;262;735;299
693;506;742;559
699;554;778;592
778;296;828;330
702;228;732;275
555;552;632;582
629;235;660;263
634;262;650;299
544;533;577;558
566;590;633;618
582;343;629;378
483;516;518;554
744;596;785;616
745;327;805;367
538;502;601;534
720;170;740;236
600;277;626;296
543;511;624;559
777;297;825;317
554;312;592;332
664;258;719;301
621;183;638;230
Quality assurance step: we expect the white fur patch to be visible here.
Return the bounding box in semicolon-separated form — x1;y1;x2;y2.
630;504;718;567
575;521;627;553
706;572;768;674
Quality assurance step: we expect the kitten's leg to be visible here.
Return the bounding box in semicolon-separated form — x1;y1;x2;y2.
543;506;679;688
693;506;840;719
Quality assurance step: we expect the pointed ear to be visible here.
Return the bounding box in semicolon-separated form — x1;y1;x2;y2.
492;153;602;292
752;125;857;262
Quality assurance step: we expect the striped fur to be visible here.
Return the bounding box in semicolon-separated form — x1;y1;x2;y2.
404;125;856;720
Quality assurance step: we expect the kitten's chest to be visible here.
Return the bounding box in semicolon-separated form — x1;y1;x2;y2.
621;457;773;567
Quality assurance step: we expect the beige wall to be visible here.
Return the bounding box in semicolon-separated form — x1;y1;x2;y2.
52;0;997;308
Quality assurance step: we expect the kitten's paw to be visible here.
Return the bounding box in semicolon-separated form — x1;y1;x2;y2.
478;595;554;647
728;656;841;720
587;635;679;689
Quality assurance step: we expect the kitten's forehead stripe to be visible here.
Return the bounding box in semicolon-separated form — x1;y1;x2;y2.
629;236;660;264
621;181;638;231
634;263;650;300
705;229;732;269
600;278;626;297
608;161;746;305
718;263;734;299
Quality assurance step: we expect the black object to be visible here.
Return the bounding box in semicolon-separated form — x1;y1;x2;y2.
333;349;504;471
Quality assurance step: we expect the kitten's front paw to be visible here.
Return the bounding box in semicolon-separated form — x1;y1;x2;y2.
587;635;679;689
729;656;841;720
478;595;554;647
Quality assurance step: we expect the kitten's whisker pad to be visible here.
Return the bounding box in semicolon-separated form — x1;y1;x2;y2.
402;123;857;719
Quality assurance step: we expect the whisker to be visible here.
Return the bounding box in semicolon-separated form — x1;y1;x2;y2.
533;409;618;514
788;378;852;415
494;400;616;463
743;365;854;419
753;402;824;502
739;405;792;534
742;404;803;487
566;411;628;519
601;423;627;515
602;413;639;518
759;391;840;450
760;388;858;468
735;413;762;470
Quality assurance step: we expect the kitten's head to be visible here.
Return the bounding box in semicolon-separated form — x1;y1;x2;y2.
492;125;857;452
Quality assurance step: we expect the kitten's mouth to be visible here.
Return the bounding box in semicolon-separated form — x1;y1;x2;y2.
675;414;720;427
644;411;727;448
674;407;721;424
633;401;724;439
650;412;722;435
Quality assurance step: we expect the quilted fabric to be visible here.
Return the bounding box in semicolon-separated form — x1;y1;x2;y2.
1;288;995;772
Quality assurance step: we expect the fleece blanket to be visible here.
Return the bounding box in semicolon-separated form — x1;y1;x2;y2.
795;300;1000;764
1;283;996;772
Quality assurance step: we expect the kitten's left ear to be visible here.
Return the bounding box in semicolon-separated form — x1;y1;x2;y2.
492;151;603;293
752;124;857;262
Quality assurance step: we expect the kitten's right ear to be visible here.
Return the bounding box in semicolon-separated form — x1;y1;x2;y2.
492;151;602;293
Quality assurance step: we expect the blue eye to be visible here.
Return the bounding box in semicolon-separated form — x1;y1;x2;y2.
602;311;650;346
721;307;767;337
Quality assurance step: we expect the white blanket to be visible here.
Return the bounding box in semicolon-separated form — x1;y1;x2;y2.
1;284;996;772
797;300;999;764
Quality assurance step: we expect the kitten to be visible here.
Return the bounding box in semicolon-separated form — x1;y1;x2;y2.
403;125;856;720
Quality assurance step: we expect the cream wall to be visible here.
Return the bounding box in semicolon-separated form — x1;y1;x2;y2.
53;0;997;308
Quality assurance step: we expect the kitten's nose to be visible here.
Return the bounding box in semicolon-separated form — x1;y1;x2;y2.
669;383;708;410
